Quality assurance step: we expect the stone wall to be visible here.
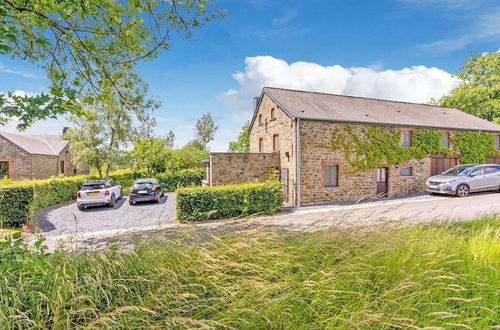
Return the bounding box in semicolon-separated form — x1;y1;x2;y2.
299;120;432;205
249;94;297;204
0;136;32;180
31;155;58;179
59;145;90;176
209;152;280;186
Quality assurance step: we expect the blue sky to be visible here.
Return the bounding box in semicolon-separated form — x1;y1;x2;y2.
1;0;499;150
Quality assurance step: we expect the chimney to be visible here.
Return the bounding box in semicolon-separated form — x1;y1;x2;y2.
62;127;69;135
253;96;260;112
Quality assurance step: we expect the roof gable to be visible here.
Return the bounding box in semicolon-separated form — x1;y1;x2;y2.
261;87;500;132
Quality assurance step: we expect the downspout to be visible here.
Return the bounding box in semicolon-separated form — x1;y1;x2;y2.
296;118;301;207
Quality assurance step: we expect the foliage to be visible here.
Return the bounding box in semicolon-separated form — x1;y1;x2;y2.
325;126;453;173
228;122;250;152
65;73;159;178
195;112;218;147
176;180;283;221
0;0;223;128
0;169;202;228
0;185;33;228
157;169;203;192
130;137;171;175
438;52;500;123
168;143;208;172
165;130;176;149
452;131;499;164
0;217;498;328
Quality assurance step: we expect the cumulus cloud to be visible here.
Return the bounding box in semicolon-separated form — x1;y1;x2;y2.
0;64;43;79
219;56;459;118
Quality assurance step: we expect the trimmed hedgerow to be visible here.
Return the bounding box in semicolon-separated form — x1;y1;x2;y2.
0;168;203;228
0;185;34;228
157;169;204;192
176;180;283;222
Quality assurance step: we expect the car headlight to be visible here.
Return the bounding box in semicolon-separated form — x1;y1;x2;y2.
447;179;457;184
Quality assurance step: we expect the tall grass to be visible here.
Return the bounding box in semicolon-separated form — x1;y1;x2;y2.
0;216;499;328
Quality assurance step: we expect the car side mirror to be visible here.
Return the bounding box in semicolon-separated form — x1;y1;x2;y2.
469;173;476;177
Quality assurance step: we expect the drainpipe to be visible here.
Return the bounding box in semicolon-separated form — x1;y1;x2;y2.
296;118;301;207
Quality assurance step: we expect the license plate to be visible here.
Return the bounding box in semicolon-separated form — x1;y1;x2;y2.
138;190;147;194
87;192;100;196
429;185;439;190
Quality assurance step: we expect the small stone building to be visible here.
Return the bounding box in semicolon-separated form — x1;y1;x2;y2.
0;130;89;180
204;87;500;206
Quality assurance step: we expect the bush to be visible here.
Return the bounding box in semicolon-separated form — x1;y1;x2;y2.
0;186;34;228
157;168;204;192
176;180;283;221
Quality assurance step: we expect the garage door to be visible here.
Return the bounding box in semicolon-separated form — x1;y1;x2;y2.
430;157;459;176
486;156;500;164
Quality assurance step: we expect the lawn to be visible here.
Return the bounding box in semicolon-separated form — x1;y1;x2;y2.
0;216;498;328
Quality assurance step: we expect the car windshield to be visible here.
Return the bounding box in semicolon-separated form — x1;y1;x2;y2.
133;183;153;190
81;184;105;190
442;166;474;176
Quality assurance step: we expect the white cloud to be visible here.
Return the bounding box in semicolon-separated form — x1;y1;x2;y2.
219;56;459;117
0;65;43;79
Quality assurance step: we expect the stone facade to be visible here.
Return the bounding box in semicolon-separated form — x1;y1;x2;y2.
206;152;280;186
249;94;297;204
0;135;89;180
298;121;431;205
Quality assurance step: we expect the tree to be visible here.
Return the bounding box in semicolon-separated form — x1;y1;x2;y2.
228;122;250;152
195;112;218;146
0;0;223;128
438;52;499;123
168;142;208;171
130;138;171;175
165;130;176;149
66;73;158;177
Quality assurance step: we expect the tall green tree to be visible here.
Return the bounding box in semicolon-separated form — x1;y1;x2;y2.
130;137;171;175
0;0;223;128
438;52;499;123
65;74;158;177
228;122;250;152
195;112;218;147
165;130;176;149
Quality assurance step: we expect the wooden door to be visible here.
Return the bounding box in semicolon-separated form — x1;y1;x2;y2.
430;157;459;176
280;168;289;203
376;167;388;197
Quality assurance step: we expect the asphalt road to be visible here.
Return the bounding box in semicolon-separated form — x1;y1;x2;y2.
35;193;176;236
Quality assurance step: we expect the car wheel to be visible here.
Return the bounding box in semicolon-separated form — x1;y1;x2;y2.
456;184;469;197
77;204;85;211
155;194;160;203
129;200;134;205
108;194;116;207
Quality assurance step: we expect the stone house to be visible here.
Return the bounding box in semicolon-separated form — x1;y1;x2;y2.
203;87;500;206
0;130;89;180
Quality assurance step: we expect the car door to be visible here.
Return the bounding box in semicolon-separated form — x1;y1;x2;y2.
483;166;500;189
467;168;487;191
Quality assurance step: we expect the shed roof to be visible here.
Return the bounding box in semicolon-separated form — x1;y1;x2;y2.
258;87;500;132
0;131;68;156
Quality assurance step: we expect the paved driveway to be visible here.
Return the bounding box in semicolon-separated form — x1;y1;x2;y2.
36;193;176;236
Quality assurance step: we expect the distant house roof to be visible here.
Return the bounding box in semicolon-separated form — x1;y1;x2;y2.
253;87;500;132
0;131;68;156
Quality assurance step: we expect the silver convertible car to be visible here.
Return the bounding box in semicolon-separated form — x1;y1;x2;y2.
426;164;500;197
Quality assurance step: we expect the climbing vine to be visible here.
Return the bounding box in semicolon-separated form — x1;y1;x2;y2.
323;125;498;173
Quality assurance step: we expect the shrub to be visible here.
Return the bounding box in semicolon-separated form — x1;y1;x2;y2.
157;168;204;192
176;180;283;221
0;185;34;228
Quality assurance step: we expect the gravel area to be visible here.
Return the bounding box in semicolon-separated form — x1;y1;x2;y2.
35;193;176;236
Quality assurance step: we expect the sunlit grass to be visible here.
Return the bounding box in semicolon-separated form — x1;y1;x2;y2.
0;216;498;328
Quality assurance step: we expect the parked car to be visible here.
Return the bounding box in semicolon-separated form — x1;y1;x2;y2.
129;179;164;205
77;179;122;210
426;164;500;197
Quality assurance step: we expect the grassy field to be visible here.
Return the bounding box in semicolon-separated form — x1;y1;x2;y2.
0;217;499;328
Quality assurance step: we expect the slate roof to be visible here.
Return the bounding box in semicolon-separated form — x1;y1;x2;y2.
0;131;68;156
257;87;500;132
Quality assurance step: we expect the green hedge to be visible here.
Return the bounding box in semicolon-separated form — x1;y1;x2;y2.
0;168;203;228
0;186;34;228
176;180;283;222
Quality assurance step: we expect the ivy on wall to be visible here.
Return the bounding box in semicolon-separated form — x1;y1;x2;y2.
323;125;498;173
